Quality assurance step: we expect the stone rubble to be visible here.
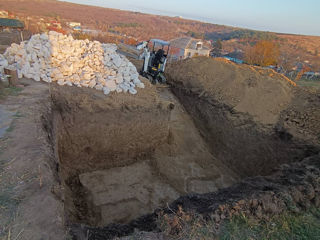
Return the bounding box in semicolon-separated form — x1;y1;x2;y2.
0;31;144;95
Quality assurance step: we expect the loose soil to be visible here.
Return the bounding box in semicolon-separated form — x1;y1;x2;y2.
166;57;320;177
167;57;297;125
0;56;319;240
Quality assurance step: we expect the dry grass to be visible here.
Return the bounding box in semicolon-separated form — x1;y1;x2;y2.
297;79;320;90
157;206;217;240
157;207;320;240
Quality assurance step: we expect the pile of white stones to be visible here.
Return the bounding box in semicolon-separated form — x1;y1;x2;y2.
0;31;144;95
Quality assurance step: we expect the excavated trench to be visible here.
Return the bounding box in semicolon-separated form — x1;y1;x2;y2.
44;77;319;239
169;85;318;178
46;82;239;228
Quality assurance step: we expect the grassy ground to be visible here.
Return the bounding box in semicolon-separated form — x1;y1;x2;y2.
159;207;320;240
296;79;320;91
219;209;320;240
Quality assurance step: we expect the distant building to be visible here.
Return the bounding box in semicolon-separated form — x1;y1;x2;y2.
0;10;8;18
169;37;211;61
50;20;62;29
68;22;81;28
82;29;101;35
73;26;81;31
0;18;24;31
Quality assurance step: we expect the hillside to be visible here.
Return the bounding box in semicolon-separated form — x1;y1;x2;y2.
0;0;233;40
1;0;320;71
0;6;320;238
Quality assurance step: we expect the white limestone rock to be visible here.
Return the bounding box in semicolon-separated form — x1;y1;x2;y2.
1;31;143;95
103;86;110;95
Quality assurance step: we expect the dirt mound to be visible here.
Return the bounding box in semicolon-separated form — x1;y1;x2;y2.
166;57;319;177
280;89;320;143
167;57;320;143
167;57;295;125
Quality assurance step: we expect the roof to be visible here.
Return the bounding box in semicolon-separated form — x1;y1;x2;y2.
170;37;210;50
170;37;192;49
150;39;170;46
0;18;24;28
188;39;210;51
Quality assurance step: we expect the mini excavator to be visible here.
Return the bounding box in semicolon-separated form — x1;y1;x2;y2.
136;39;170;84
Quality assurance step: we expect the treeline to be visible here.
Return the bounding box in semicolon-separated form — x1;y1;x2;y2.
205;29;278;41
186;31;204;39
72;32;137;45
114;22;142;28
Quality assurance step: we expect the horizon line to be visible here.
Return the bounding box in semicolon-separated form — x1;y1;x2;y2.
58;0;320;37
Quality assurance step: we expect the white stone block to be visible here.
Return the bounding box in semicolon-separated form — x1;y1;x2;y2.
129;88;137;95
1;31;143;95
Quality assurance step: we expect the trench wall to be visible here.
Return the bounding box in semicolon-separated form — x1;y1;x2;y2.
170;85;319;178
50;84;178;226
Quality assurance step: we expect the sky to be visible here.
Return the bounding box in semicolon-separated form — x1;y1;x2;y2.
61;0;320;36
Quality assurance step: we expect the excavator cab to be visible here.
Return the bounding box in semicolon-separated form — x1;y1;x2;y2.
138;39;170;84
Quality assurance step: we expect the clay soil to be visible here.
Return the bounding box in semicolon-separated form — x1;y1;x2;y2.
166;57;320;177
0;57;319;240
48;78;239;229
70;57;320;239
0;79;65;240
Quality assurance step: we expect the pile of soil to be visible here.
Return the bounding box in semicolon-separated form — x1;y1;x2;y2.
280;89;320;142
167;57;296;125
166;57;320;177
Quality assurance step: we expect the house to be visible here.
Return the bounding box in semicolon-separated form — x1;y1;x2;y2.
73;26;81;31
0;18;24;31
169;37;211;61
68;22;81;28
0;10;8;18
50;20;62;29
